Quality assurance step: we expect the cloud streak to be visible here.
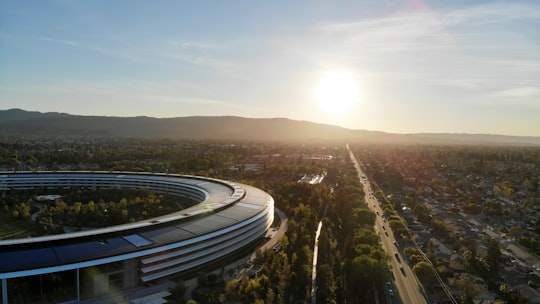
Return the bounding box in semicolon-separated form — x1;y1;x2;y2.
295;2;539;106
1;1;538;135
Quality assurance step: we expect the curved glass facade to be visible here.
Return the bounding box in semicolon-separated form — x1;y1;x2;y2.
0;172;274;303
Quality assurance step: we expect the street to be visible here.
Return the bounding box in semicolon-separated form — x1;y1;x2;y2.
347;145;427;304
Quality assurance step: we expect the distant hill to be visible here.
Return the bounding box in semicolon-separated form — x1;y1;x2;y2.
1;109;539;145
0;108;71;122
413;133;540;146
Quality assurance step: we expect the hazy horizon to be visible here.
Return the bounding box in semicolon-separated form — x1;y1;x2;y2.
1;1;539;136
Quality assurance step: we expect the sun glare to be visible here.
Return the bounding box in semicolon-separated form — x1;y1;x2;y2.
315;70;359;115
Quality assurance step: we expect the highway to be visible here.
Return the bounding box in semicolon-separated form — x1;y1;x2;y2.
347;145;427;304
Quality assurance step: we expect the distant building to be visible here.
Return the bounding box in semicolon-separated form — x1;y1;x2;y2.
298;172;326;184
401;206;413;220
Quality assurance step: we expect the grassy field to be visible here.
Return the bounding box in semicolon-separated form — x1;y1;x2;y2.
0;213;35;240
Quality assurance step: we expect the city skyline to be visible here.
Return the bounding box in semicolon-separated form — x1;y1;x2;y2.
1;1;539;136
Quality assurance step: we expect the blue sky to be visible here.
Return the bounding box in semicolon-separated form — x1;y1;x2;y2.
1;0;539;136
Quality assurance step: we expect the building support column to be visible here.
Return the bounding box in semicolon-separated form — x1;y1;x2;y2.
77;268;80;303
2;278;8;304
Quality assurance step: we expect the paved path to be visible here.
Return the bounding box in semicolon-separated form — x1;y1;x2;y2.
184;207;289;299
311;221;322;304
30;203;44;221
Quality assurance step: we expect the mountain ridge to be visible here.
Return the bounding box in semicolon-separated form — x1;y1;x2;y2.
1;109;539;146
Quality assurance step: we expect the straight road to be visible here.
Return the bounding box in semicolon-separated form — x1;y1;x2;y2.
347;145;427;304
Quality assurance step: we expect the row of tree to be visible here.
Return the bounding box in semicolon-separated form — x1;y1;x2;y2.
221;147;390;303
351;144;538;303
4;186;188;236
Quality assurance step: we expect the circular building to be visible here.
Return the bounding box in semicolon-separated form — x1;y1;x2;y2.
0;172;274;303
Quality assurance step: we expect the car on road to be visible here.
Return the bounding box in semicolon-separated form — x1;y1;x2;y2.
399;265;405;275
394;252;401;262
388;289;394;297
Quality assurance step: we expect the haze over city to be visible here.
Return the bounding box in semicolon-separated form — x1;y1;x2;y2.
1;0;539;136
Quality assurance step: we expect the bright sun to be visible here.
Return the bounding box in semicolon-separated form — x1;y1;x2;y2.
315;70;359;115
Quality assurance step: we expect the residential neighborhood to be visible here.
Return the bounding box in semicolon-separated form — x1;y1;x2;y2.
355;145;540;303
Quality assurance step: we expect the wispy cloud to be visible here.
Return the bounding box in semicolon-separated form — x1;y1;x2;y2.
313;11;452;53
302;2;540;97
35;34;234;69
473;86;540;110
442;2;540;25
1;79;263;117
495;87;540;98
160;52;234;70
2;1;538;135
168;40;221;50
39;36;80;47
162;40;235;70
34;35;129;60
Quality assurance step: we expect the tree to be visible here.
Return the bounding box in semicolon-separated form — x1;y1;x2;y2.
410;254;425;266
455;276;480;304
353;208;375;227
87;200;95;212
412;261;433;277
413;205;430;223
404;246;422;257
316;263;337;303
502;181;515;198
73;202;82;213
499;283;511;299
463;250;477;272
485;238;501;273
508;226;522;240
353;228;379;246
347;255;385;302
518;236;538;251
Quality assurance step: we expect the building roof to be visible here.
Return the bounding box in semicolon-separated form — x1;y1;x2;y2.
0;172;273;278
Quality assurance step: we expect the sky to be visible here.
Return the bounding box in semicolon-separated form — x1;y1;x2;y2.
1;0;539;136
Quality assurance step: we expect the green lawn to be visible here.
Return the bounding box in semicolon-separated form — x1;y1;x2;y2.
0;213;35;240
